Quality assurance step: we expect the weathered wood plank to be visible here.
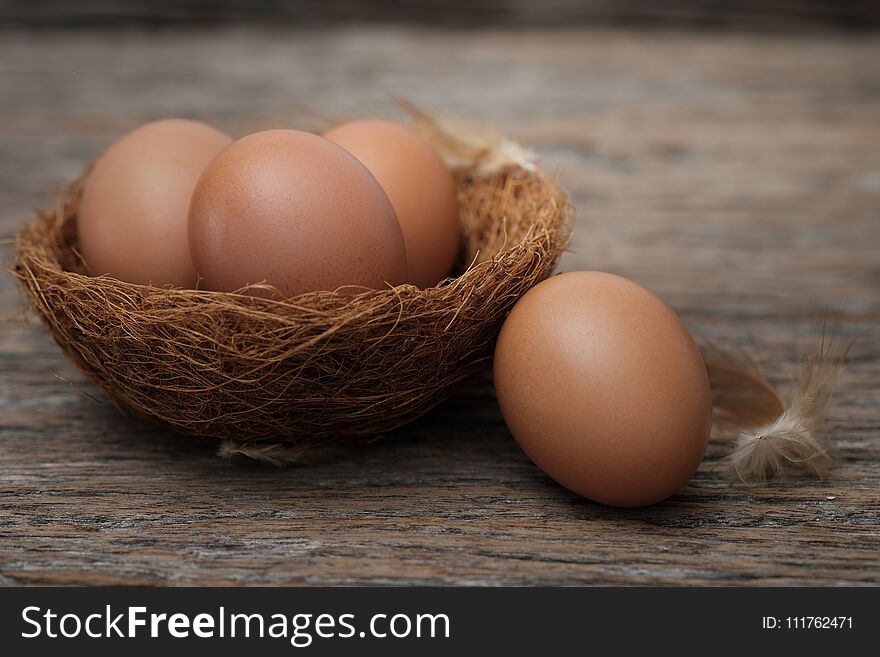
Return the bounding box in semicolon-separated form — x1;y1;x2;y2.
0;27;878;585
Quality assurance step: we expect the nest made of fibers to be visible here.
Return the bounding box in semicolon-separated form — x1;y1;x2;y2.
13;113;572;458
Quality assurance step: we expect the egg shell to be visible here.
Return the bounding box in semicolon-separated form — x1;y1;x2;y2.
324;119;460;289
188;129;407;297
77;119;233;288
493;271;712;508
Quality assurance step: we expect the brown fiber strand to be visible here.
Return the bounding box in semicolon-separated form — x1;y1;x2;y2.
12;122;573;461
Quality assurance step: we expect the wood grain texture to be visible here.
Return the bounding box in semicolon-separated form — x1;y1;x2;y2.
1;27;878;586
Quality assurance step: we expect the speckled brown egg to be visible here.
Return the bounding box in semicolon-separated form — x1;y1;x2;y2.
324;119;460;289
493;271;712;508
77;118;233;287
187;129;406;297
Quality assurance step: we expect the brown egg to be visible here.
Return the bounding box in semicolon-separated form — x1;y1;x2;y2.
188;129;405;297
78;118;233;287
493;271;712;507
324;119;460;289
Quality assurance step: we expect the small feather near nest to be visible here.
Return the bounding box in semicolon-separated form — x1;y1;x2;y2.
702;331;847;484
396;97;538;177
217;440;324;466
218;434;384;466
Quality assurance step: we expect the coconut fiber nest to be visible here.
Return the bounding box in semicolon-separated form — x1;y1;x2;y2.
13;114;572;460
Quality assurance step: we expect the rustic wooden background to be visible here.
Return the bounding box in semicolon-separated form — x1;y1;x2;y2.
1;24;878;585
3;0;880;30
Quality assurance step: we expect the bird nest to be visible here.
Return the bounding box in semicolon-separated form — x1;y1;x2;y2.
13;116;572;460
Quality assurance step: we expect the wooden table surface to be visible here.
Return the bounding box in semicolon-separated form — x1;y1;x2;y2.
1;27;878;586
